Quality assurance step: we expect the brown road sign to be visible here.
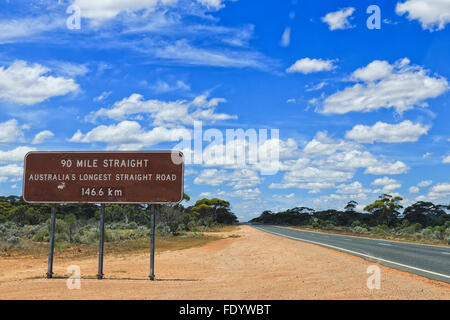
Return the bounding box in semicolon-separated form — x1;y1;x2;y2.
23;151;184;204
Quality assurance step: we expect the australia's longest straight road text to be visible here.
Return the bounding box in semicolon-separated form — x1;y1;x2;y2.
250;224;450;284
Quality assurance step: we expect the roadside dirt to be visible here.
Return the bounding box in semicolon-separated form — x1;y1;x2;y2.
0;225;448;299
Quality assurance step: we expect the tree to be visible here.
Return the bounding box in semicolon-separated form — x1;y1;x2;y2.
345;200;358;212
191;198;237;224
364;194;403;226
64;214;77;243
403;201;446;227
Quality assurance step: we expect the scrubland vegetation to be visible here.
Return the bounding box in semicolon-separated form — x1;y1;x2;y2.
250;194;450;245
0;195;238;256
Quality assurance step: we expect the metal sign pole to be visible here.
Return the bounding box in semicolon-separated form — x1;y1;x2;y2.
46;203;57;279
97;204;106;280
149;204;156;280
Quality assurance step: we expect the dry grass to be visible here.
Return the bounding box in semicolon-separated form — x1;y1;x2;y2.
0;235;221;261
206;224;240;233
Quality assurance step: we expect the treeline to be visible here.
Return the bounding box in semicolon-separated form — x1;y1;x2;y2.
0;195;238;245
250;194;450;230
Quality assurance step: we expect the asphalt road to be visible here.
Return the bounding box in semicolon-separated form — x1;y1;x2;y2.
249;224;450;284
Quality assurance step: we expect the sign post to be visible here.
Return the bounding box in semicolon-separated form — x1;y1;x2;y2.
46;203;57;279
149;204;156;281
97;204;106;280
23;151;184;280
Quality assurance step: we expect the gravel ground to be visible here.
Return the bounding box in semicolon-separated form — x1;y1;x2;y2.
0;225;449;299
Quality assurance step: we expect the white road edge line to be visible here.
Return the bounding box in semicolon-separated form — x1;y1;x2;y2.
276;225;450;249
254;226;450;280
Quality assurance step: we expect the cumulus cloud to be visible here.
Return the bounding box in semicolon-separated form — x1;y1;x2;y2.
0;146;36;163
286;58;337;74
0;60;78;105
0;164;23;181
371;177;398;186
270;131;409;193
371;177;401;193
0;119;26;143
419;183;450;200
336;181;370;194
409;186;420;194
321;7;355;30
352;60;393;82
443;155;450;163
364;161;409;175
32;130;54;144
345;120;430;143
320;58;448;114
69;120;190;150
396;0;450;31
87;93;236;126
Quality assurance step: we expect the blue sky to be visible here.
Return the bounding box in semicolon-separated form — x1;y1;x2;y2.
0;0;449;221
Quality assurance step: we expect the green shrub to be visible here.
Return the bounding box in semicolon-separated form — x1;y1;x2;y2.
311;221;320;229
352;226;369;234
351;221;361;228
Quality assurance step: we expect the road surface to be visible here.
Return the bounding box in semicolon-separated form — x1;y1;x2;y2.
250;224;450;284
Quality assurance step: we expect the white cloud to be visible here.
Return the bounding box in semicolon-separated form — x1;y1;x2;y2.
443;155;450;163
371;177;398;186
321;7;355;30
270;131;409;193
32;130;54;144
0;146;36;163
73;0;177;23
49;61;90;78
418;180;432;187
0;60;79;105
364;160;409;175
371;177;401;193
197;0;226;11
422;183;450;200
396;0;450;31
345;120;430;143
152;39;272;70
228;188;261;200
286;58;337;74
306;82;328;92
303;131;359;156
280;27;291;47
194;168;261;189
0;16;62;44
94;91;112;102
352;60;393;82
320;58;448;114
149;80;190;93
69;121;190;149
336;181;370;194
87;93;236;126
0;119;25;143
0;164;23;181
409;186;420;194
